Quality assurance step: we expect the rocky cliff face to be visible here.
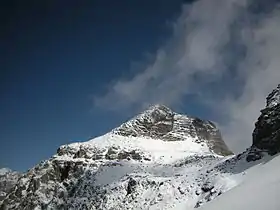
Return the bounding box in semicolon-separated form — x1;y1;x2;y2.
247;84;280;161
113;105;232;156
0;105;233;210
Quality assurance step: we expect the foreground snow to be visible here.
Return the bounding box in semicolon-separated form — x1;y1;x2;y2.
174;154;280;210
199;154;280;210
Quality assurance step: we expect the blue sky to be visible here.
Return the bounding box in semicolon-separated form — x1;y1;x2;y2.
1;0;280;172
0;0;191;171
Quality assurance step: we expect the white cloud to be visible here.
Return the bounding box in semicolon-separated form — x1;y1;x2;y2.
94;0;280;153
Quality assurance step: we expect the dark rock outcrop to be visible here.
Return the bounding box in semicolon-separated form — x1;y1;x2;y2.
247;84;280;161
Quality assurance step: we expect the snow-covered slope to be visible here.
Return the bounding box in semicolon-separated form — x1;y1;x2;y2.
0;134;230;210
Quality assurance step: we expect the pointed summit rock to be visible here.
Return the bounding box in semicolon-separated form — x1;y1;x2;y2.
112;104;175;138
113;104;233;156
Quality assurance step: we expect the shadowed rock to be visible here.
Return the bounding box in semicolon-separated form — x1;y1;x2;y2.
247;84;280;161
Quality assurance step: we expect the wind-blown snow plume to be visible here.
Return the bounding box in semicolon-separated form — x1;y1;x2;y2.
94;0;280;153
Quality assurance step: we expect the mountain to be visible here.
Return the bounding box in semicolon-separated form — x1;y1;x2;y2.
112;105;232;156
247;84;280;161
0;169;20;202
1;85;280;210
0;105;233;210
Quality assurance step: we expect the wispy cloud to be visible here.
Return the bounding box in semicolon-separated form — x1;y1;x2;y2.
94;0;280;153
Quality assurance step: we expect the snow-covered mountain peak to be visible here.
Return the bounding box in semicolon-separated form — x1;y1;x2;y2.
112;104;232;156
0;104;234;210
53;104;232;174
